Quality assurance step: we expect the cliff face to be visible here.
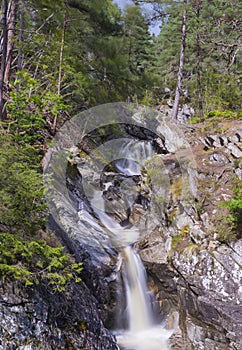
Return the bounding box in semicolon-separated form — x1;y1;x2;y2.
0;218;119;350
138;117;242;350
0;276;118;350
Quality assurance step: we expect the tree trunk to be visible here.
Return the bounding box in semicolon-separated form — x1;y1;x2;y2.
17;0;24;72
57;10;67;95
53;10;67;132
196;0;203;118
0;0;8;120
4;0;17;84
172;0;187;121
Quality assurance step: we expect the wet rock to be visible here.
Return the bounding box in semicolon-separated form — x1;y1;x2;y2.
102;185;130;224
138;227;169;264
169;327;185;350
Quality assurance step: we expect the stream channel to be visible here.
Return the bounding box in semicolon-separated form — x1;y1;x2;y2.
45;104;182;349
76;138;173;349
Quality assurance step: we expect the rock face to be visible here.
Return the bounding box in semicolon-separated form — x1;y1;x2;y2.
0;219;119;350
158;102;195;124
138;117;242;350
0;279;119;350
171;241;242;350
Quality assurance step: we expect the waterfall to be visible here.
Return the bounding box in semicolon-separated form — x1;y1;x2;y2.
122;246;153;332
114;139;154;176
87;139;172;349
115;246;172;350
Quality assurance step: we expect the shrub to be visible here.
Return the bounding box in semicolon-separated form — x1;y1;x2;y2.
222;178;242;237
6;70;66;144
0;233;83;290
0;132;46;234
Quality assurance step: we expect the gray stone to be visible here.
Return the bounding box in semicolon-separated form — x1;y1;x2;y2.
190;225;206;243
219;136;228;146
226;143;242;158
157;123;189;153
228;134;240;143
208;153;230;165
211;135;224;147
234;167;242;179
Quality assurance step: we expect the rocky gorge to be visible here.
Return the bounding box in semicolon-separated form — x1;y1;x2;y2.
0;104;241;350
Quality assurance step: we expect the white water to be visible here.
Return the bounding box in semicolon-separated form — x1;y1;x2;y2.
116;246;172;350
89;139;172;349
123;246;153;332
115;140;154;176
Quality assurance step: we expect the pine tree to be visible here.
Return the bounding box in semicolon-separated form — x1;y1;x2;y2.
172;0;188;120
121;4;155;99
142;0;241;114
0;0;8;119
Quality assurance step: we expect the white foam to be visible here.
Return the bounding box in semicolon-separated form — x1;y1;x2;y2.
116;325;172;350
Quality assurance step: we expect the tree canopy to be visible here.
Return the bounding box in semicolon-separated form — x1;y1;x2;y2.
0;0;241;286
0;0;241;119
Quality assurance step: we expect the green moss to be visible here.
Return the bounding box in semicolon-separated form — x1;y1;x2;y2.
171;235;183;250
206;110;241;120
146;157;169;188
167;208;178;223
171;225;190;251
194;201;204;216
77;320;88;332
171;177;183;201
156;195;164;203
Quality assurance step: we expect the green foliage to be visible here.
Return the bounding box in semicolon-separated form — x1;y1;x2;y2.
21;1;156;109
0;132;46;234
6;71;66;144
190;109;242;124
2;0;241;114
206;110;241;120
214;177;242;242
156;195;164;203
202;70;241;113
171;235;184;251
222;178;242;234
0;101;83;292
0;233;83;290
146;0;241;113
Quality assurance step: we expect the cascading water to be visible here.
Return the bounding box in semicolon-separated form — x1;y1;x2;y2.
45;104;195;350
87;140;173;350
122;246;153;333
116;246;172;350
